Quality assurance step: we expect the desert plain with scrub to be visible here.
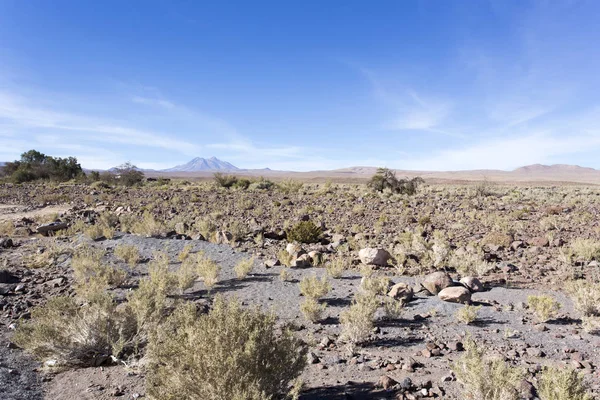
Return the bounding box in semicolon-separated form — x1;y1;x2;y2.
0;161;599;400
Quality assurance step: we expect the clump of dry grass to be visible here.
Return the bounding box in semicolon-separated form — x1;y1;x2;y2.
146;296;306;400
527;295;561;323
114;244;140;266
131;212;165;237
566;280;600;317
300;298;326;323
0;221;15;236
455;305;482;324
340;293;379;344
177;243;193;262
537;366;592;400
286;221;321;244
570;238;600;262
13;289;135;367
234;257;255;279
299;275;331;300
72;245;127;288
360;276;390;296
195;251;220;290
278;250;294;267
325;255;346;278
453;338;524;400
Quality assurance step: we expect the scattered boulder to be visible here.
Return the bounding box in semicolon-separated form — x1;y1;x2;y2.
460;276;484;293
422;271;453;295
378;375;398;390
438;286;471;303
529;236;549;247
359;248;391;266
36;222;68;235
388;282;414;303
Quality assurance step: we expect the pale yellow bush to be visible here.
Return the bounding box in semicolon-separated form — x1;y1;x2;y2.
195;252;220;290
300;298;326;323
114;244;140;266
455;305;481;324
340;293;379;344
453;338;524;400
299;275;331;300
325;255;346;278
146;296;306;400
527;295;561;322
537;366;592;400
234;257;255;279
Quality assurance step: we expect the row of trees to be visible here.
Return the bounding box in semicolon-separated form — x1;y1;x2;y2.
0;150;144;186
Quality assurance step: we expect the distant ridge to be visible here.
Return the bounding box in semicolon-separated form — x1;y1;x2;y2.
162;157;239;172
513;164;597;173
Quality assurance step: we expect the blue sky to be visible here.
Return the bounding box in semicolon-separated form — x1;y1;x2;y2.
1;0;600;171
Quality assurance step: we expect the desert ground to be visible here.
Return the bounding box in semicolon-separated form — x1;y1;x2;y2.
1;177;599;399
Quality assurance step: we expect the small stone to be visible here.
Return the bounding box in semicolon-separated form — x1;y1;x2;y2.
378;375;397;390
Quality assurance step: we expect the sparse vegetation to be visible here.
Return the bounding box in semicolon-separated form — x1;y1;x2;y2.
286;220;321;244
340;293;379;344
528;295;561;323
453;338;524;400
455;305;482;324
115;244;141;266
367;168;423;195
234;257;255;279
146;296;306;400
537;366;592;400
299;275;331;300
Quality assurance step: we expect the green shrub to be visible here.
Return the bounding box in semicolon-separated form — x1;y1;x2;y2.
367;168;423;195
286;221;321;244
146;296;306;400
213;173;238;188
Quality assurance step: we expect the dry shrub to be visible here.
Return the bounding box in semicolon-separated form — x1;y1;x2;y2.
234;257;255;279
278;250;294;267
0;221;15;236
72;245;127;288
126;253;177;334
360;276;390;296
132;211;165;237
83;223;104;240
455;305;481;325
383;297;404;319
280;267;291;282
453;338;524;400
570;238;600;262
300;298;326;323
13;293;135;367
177;257;197;293
114;244;140;266
278;179;304;194
481;232;513;248
194;217;217;241
146;296;306;400
195;252;220;289
537;366;592;400
340;293;379;344
325;255;346;278
177;243;193;262
527;295;561;323
299;275;331;300
566;280;600;317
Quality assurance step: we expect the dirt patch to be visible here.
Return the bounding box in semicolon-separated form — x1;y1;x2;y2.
0;204;72;224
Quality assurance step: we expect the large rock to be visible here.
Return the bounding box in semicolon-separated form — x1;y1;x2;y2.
36;222;68;235
460;276;484;293
438;286;471;303
388;282;414;303
422;271;453;295
359;248;392;266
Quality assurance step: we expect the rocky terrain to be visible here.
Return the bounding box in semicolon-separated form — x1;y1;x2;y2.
0;180;599;399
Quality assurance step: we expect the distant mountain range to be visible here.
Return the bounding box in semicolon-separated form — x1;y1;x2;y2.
162;157;239;172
